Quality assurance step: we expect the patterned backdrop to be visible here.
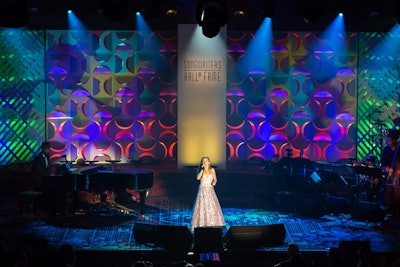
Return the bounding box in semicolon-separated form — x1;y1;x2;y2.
0;29;399;165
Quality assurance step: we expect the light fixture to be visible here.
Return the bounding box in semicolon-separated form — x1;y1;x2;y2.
143;0;178;18
233;9;246;17
163;3;178;16
232;1;247;18
196;0;228;38
165;8;178;16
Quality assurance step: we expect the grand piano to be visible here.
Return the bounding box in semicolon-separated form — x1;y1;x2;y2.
87;168;154;214
54;164;153;215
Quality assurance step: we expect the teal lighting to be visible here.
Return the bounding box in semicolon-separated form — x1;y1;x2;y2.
238;18;273;76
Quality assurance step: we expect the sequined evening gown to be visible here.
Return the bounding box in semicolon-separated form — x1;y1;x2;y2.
190;172;226;232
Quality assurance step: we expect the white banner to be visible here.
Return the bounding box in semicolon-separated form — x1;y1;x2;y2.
177;24;226;169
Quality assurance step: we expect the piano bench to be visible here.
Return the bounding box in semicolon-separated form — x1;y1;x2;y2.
18;191;43;214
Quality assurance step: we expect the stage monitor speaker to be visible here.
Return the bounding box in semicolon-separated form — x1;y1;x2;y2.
132;223;157;244
224;224;286;249
155;225;193;256
194;227;223;254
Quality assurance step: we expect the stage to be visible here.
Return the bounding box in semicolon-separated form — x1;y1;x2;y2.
1;160;400;267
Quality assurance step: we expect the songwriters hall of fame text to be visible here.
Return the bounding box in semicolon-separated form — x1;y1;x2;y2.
183;59;223;82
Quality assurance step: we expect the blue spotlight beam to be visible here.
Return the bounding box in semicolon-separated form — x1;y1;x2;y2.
238;18;273;76
321;13;345;53
68;11;87;31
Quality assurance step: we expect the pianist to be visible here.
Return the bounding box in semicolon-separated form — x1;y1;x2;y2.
31;141;70;216
31;141;51;191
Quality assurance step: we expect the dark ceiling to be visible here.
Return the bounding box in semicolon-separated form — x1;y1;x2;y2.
2;0;399;32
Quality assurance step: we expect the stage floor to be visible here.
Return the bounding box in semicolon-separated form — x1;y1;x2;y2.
4;195;399;252
1;161;400;266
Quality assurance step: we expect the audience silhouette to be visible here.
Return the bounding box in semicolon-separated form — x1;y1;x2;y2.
274;243;315;267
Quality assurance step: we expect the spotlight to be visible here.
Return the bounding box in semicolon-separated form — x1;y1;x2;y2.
232;1;247;17
196;0;228;38
165;8;178;16
233;9;246;17
163;3;178;16
144;0;179;18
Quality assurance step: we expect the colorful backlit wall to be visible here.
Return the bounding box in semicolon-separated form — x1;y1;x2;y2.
227;32;358;161
0;29;399;165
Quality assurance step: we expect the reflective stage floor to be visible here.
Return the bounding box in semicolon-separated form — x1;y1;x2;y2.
1;160;400;266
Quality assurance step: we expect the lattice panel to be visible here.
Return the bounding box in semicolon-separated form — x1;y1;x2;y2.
45;30;178;162
226;32;358;161
0;30;45;164
357;32;400;162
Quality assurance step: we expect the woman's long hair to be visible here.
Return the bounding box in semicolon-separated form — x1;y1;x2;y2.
198;156;210;174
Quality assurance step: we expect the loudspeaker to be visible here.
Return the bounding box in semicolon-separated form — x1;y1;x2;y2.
224;224;286;249
155;225;193;256
132;223;157;244
194;227;223;254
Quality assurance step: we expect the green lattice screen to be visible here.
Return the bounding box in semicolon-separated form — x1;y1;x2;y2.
0;30;45;165
357;32;400;162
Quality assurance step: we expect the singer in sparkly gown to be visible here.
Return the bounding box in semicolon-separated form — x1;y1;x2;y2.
190;156;226;232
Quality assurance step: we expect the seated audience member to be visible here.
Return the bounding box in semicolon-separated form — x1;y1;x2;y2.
274;243;314;267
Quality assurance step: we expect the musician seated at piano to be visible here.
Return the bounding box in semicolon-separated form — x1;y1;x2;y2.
30;141;51;191
30;141;65;216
